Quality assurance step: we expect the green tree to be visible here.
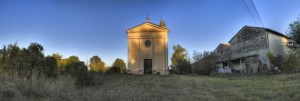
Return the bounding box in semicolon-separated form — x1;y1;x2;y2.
0;45;7;63
0;45;7;72
59;59;68;69
27;43;45;78
61;55;80;73
5;43;20;74
7;43;20;61
171;44;188;66
287;16;300;50
171;44;191;74
89;56;106;72
13;48;30;78
52;53;62;61
110;58;127;74
68;55;80;64
51;53;61;65
43;56;57;78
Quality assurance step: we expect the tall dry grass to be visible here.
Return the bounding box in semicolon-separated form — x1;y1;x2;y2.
0;73;300;101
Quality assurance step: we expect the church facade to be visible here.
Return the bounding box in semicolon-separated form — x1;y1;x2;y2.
127;18;169;75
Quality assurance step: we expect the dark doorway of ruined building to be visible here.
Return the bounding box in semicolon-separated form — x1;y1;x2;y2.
144;59;152;74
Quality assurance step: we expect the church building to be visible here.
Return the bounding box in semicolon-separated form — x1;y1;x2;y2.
127;17;169;75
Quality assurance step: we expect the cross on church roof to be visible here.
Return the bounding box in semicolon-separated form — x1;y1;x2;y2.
146;14;150;22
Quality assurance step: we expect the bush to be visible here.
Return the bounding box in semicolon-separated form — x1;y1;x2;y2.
106;66;122;74
192;53;217;75
64;62;96;88
171;59;192;74
75;71;96;88
281;52;300;73
268;52;300;73
43;56;57;78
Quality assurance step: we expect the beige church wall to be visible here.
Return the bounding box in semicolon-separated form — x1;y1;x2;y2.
127;22;169;75
139;38;154;72
128;32;167;38
153;38;167;74
128;32;168;74
128;38;140;74
268;33;289;57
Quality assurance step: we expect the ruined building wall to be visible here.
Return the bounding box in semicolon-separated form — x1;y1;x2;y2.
229;28;269;62
228;28;271;72
214;45;231;62
268;32;289;56
214;26;291;73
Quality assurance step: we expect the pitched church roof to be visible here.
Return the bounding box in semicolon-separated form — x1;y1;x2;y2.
126;17;169;33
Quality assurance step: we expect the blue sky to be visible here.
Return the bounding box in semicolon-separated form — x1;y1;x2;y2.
0;0;300;66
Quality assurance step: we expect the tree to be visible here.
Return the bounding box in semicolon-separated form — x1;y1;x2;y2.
60;55;80;73
68;55;80;64
109;58;127;74
287;16;300;50
52;53;62;61
58;59;68;69
7;43;20;61
171;44;188;66
43;56;57;78
0;45;7;72
5;43;20;74
89;56;106;72
0;45;7;63
170;44;191;74
15;48;30;77
27;43;45;79
51;53;61;65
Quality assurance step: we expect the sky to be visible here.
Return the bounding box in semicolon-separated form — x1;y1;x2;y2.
0;0;300;66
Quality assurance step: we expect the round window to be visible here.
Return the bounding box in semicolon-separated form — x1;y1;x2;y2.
145;40;151;47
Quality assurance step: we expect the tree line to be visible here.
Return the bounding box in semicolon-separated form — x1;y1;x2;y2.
0;43;126;87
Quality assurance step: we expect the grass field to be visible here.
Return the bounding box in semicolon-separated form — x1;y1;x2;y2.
1;73;300;101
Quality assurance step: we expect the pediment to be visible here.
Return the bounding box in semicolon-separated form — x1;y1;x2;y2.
127;22;169;33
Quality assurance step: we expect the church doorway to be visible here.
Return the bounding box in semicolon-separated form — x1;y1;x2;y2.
144;59;152;74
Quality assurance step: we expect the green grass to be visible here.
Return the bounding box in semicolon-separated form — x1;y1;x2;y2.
1;73;300;101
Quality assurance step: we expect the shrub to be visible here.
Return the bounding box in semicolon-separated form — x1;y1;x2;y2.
171;59;192;74
281;52;300;73
64;62;95;88
106;66;122;74
268;52;300;73
43;56;57;78
192;53;217;75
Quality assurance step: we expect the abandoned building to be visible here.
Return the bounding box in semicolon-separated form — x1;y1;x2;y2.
127;17;169;75
214;26;290;73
